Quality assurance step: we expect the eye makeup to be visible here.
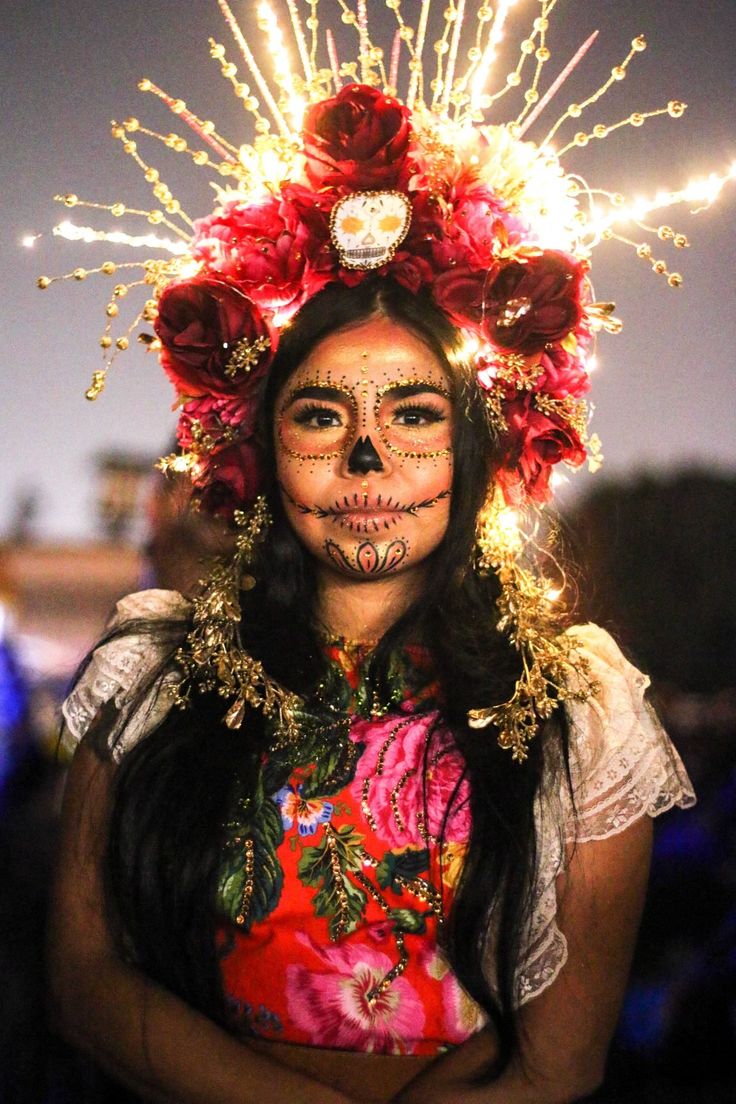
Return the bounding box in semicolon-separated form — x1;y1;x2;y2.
278;381;358;460
374;378;453;458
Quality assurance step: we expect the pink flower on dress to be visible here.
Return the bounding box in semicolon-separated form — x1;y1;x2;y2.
350;712;470;850
420;947;487;1044
286;934;425;1054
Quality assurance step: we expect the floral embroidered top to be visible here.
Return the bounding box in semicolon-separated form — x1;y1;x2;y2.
62;589;695;1057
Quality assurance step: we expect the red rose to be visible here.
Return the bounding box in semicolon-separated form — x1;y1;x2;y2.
302;84;411;191
177;393;256;455
155;275;274;399
191;196;328;313
191;439;263;517
482;251;585;355
496;394;587;504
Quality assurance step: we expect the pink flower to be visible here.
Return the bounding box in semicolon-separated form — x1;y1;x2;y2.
536;344;591;399
286;934;425;1054
191;196;329;313
176;393;256;456
350;712;470;850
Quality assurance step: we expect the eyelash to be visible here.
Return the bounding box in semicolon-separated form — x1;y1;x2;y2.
391;401;447;425
292;402;343;428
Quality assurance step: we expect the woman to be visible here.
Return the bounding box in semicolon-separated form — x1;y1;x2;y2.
49;278;693;1104
43;5;705;1097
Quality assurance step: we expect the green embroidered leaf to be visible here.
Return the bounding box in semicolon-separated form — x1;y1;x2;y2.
387;907;427;935
219;796;284;929
300;733;362;799
376;847;430;893
297;825;367;940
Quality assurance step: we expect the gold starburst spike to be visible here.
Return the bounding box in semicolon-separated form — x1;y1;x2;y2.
136;79;241;163
54;192;187;242
110;115;195;231
216;0;291;137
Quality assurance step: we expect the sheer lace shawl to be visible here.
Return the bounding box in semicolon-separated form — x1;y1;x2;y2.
60;589;191;762
511;622;696;1006
61;601;695;1005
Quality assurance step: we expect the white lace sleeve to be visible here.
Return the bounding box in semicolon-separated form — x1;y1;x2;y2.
61;589;191;763
513;623;695;1006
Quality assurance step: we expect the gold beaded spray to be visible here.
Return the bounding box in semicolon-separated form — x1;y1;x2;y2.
37;0;734;759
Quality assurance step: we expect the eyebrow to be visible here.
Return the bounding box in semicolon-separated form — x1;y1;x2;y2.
283;384;354;408
381;383;451;400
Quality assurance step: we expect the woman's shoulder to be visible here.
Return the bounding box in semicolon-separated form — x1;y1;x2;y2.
61;588;192;763
550;621;695;837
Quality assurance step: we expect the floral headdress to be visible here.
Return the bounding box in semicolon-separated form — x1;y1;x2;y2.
39;0;733;758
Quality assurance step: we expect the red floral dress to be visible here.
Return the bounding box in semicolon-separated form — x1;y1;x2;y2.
216;642;484;1054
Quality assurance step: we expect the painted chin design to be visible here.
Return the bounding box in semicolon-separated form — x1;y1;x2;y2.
325;538;408;575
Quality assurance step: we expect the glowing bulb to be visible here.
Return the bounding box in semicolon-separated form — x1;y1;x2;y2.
545;586;562;603
22;233;41;248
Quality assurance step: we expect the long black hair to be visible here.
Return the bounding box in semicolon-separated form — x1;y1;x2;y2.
85;278;569;1079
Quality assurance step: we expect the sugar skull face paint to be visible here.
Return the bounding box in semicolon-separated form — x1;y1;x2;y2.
275;317;454;580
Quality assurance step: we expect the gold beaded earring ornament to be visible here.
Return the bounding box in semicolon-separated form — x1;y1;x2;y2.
39;0;733;758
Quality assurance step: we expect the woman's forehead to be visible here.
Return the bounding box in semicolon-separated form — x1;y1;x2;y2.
286;317;450;392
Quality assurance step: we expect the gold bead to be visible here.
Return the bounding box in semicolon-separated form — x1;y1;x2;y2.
144;299;158;312
138;78;152;91
241;574;256;591
506;72;521;87
173;138;187;153
153;182;168;199
166;200;181;214
148;209;164;224
612;193;625;207
652;260;667;274
201;121;215;135
122;140;137;154
478;5;492;21
668;100;686;118
573;131;589;147
674;234;689;249
593;123;607;138
116;337;129;351
444;6;457;22
218;162;234;176
192;150;208;166
667;273;683;287
629;113;644;127
222;62;237;78
100;335;112;348
101;261;117;275
124;116;140;132
63;193;78;207
568;103;582;118
164;133;177;148
144;168;160;183
636;243;652;258
467;46;481;62
305;15;318;29
111;124;125;139
657;225;674;240
611;66;626;81
37;276;51;289
567;181;580;196
106;303;119;317
434;40;449;55
534;17;549;31
171;99;186;114
632;35;647;51
536;46;550;62
524;89;539;104
113;283;128;297
520;39;535;54
234;83;248;97
111;202;126;217
209;42;225;59
73;267;87;281
601;228;614;240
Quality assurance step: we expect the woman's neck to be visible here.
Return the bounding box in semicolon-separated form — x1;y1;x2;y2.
316;566;426;642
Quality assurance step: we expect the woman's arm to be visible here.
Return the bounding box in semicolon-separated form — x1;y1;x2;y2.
392;813;653;1103
47;742;360;1104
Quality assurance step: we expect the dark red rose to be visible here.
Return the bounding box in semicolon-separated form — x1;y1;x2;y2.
482;251;585;355
302;84;411;191
177;393;256;455
433;267;496;329
496;394;587;504
155;274;273;399
191;439;263;517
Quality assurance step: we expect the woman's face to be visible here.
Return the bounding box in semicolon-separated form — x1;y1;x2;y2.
274;316;454;580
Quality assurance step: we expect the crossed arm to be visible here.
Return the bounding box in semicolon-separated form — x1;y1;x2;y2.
48;741;652;1104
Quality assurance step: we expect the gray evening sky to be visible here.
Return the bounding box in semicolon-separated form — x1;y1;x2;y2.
2;0;734;542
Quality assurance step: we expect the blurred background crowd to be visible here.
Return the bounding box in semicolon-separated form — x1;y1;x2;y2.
0;457;734;1103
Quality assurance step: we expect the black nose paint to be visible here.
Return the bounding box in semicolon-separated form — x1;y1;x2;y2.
347;435;384;474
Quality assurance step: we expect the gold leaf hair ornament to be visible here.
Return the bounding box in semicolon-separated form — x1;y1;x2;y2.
169;496;303;746
468;491;598;762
